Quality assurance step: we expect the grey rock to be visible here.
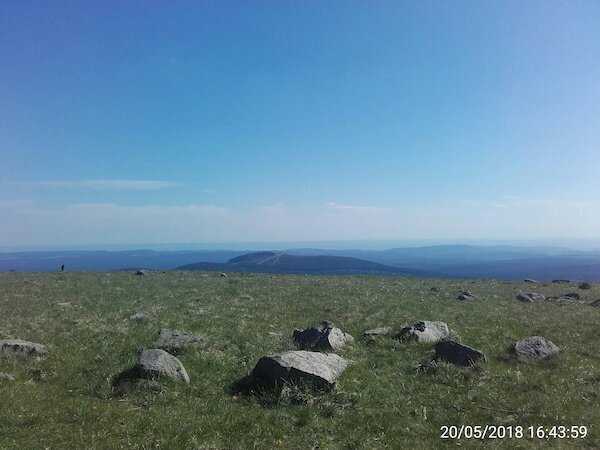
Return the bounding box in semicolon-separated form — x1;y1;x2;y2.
430;287;440;292
510;336;559;362
251;350;349;390
0;339;47;356
0;372;15;381
153;328;204;353
524;279;539;283
397;321;450;343
363;327;391;337
527;292;546;301
434;339;485;367
547;293;581;302
457;290;477;301
515;293;533;303
220;272;227;277
293;321;354;351
579;282;592;290
590;299;600;307
135;270;146;276
138;349;190;383
552;279;570;283
563;292;581;300
129;311;151;321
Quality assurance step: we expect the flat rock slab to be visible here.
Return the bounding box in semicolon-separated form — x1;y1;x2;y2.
510;336;559;362
251;350;349;390
363;327;391;337
0;339;47;357
129;311;152;321
138;349;190;383
397;321;450;343
434;339;485;367
153;328;204;353
293;321;354;351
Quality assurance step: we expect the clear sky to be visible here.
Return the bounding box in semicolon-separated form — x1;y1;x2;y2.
1;1;600;248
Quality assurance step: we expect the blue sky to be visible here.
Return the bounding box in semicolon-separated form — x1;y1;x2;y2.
1;1;600;248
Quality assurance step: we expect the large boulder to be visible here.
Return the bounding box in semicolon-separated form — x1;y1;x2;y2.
153;328;204;353
579;282;592;290
510;336;559;362
527;292;546;301
293;321;354;351
251;350;349;390
0;339;47;357
434;339;485;367
138;349;190;383
396;321;450;343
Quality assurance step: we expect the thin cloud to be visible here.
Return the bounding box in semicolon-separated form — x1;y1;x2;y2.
4;179;179;190
324;202;391;214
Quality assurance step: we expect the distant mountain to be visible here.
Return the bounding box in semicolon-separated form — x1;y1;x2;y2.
177;251;437;277
0;250;245;272
3;245;600;280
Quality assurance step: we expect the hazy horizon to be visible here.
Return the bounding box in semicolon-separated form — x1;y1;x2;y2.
2;2;599;247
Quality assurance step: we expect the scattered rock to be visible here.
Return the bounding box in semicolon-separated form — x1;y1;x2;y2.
220;273;227;277
135;270;146;276
250;350;349;390
578;282;592;290
0;339;47;357
563;292;581;300
527;292;546;301
552;279;570;284
153;328;204;353
0;373;15;381
363;327;391;337
430;287;440;292
129;311;151;321
56;302;72;308
30;368;46;382
590;299;600;307
524;279;539;283
138;349;190;383
457;290;477;301
267;331;283;337
396;321;450;343
434;339;485;367
510;336;559;362
293;321;354;351
546;295;579;303
515;293;533;303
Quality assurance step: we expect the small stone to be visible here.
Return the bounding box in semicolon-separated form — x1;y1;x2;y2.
510;336;559;362
457;290;477;301
527;292;546;301
135;270;146;276
524;279;539;283
563;292;581;300
552;279;570;283
363;327;391;337
434;339;485;367
153;328;204;353
129;311;151;321
589;299;600;307
138;349;190;383
579;282;592;290
396;321;450;343
0;339;47;356
0;373;15;381
430;287;440;292
220;272;227;277
515;293;533;303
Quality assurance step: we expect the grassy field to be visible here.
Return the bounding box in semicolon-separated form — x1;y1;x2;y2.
0;271;598;449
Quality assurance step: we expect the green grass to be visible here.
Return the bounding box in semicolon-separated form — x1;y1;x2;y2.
0;271;598;449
